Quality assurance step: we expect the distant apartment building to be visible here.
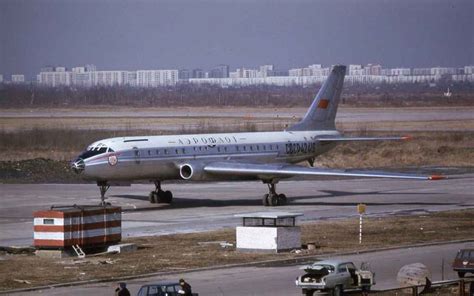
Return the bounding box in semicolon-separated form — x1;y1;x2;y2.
127;72;137;86
348;65;363;76
413;68;432;75
91;71;128;86
136;70;179;87
258;65;274;77
209;64;230;78
179;69;192;80
39;66;72;87
430;67;457;76
464;66;474;74
11;74;25;83
192;69;205;79
289;64;330;77
364;64;382;75
390;68;411;76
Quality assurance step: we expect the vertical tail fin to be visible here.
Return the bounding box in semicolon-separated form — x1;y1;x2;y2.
288;65;346;131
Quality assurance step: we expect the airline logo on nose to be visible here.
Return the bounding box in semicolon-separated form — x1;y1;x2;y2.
317;99;329;109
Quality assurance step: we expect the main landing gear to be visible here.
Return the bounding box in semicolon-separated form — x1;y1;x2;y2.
149;180;173;204
262;182;287;207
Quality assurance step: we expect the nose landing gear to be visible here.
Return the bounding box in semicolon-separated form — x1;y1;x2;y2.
97;181;110;206
149;180;173;204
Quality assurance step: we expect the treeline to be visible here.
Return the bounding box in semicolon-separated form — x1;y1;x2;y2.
0;81;473;108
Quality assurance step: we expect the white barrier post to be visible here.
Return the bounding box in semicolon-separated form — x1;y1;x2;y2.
357;204;366;244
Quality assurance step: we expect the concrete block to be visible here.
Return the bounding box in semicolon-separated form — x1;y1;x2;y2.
236;226;301;253
107;243;137;254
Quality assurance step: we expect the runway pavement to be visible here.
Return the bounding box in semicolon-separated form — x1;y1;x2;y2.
12;241;474;295
1;106;473;122
0;172;472;247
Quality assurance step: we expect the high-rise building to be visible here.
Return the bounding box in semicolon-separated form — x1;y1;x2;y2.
126;71;137;86
464;66;474;74
91;71;128;86
258;65;274;77
391;68;411;76
413;68;431;76
179;69;192;80
11;74;25;83
430;67;457;76
192;69;205;79
209;64;230;78
136;70;179;86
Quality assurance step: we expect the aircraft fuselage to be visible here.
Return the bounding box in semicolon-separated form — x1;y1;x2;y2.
73;130;340;182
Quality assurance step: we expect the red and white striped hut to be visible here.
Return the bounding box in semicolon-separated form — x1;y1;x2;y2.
33;205;121;249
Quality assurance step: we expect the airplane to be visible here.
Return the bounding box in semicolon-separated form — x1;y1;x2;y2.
71;65;444;206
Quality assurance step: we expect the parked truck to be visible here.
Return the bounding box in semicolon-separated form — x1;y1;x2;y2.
295;260;375;296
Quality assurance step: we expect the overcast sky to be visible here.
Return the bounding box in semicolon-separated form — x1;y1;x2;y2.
1;0;473;79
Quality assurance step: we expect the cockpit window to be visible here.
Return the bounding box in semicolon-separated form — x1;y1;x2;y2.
78;144;111;160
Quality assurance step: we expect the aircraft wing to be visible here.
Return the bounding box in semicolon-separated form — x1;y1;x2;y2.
203;162;445;180
317;136;412;142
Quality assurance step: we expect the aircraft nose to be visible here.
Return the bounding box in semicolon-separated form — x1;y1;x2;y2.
71;158;85;174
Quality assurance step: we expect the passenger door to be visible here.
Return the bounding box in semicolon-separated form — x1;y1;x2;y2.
336;263;352;288
133;147;141;164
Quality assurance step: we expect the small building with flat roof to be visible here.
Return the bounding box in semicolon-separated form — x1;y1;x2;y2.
235;212;303;253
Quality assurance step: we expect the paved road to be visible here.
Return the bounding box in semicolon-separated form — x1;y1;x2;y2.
1;106;472;122
13;241;474;295
1;173;472;247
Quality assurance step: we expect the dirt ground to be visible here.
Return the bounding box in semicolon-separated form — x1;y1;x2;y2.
0;209;473;291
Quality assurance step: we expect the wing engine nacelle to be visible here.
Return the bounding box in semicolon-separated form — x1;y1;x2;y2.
179;162;208;181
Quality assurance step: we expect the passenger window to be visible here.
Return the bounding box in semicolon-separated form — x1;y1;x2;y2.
243;146;246;151
182;148;185;154
156;150;159;155
338;265;347;273
224;147;227;152
270;144;272;150
250;146;253;151
164;149;168;154
236;146;239;151
175;149;179;154
148;286;159;295
217;147;221;152
256;145;259;151
137;287;146;296
148;150;151;156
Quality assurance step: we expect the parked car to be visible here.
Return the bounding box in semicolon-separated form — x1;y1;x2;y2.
137;282;198;296
453;249;474;278
295;260;375;296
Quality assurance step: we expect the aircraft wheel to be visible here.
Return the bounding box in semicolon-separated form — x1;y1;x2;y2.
163;190;173;203
268;193;279;206
262;194;269;206
278;194;287;205
149;191;157;203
